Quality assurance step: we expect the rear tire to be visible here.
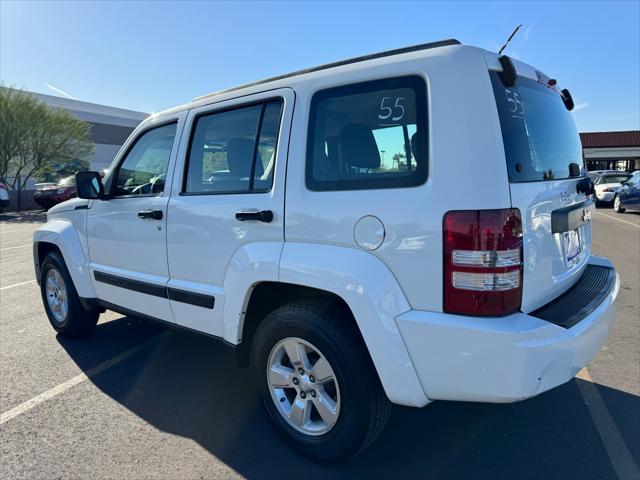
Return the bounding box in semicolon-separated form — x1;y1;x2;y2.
613;195;625;213
40;251;99;337
251;299;391;463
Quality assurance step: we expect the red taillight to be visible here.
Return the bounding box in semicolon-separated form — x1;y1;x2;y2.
443;208;523;316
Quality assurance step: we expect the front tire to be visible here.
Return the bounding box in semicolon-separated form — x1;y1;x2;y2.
40;251;99;336
251;300;391;463
614;195;625;213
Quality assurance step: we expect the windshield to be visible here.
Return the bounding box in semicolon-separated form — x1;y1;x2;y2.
598;174;630;184
490;71;584;182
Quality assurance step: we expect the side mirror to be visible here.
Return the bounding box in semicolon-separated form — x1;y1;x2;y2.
75;171;106;200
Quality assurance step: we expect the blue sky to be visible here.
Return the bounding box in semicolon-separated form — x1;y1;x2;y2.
1;0;638;132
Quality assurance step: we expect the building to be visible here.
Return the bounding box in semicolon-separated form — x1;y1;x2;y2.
1;88;148;191
580;130;640;172
31;91;148;172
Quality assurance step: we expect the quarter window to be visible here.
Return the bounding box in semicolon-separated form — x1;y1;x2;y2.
184;100;283;194
306;76;428;191
113;123;177;196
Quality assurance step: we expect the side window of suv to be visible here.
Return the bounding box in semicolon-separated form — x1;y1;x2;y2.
113;122;177;196
306;76;428;191
184;100;283;194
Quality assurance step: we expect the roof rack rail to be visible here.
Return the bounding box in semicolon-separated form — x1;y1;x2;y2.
193;38;461;102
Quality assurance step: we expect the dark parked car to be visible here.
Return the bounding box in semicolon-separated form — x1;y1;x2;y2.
0;181;9;213
33;176;77;210
613;171;640;213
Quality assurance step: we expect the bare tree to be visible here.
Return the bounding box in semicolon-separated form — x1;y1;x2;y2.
0;87;94;191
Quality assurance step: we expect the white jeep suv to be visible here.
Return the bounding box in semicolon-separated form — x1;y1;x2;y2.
33;40;619;463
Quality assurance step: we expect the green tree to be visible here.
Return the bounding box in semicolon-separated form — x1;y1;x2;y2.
0;86;94;191
50;158;91;178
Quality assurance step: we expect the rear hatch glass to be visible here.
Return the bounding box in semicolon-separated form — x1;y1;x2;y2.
490;70;591;312
490;73;584;182
597;174;630;185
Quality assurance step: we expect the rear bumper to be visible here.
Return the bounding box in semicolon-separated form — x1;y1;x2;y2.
595;191;615;202
0;198;9;207
395;256;618;403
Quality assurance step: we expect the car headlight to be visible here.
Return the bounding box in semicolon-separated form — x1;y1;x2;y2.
56;188;66;194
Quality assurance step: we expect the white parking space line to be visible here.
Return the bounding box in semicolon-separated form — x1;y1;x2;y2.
0;280;36;291
0;243;31;251
595;211;640;228
0;331;172;425
576;368;640;480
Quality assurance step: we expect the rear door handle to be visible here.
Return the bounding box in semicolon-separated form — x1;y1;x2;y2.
235;210;273;223
137;210;163;220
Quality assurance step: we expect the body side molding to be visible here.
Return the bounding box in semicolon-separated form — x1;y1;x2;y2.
93;270;215;309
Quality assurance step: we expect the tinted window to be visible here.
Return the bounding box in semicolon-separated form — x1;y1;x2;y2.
255;102;283;191
306;76;428;191
628;172;640;186
490;72;584;182
113;123;177;196
185;100;283;194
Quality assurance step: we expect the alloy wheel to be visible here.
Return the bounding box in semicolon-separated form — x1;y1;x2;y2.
267;337;340;436
45;268;68;324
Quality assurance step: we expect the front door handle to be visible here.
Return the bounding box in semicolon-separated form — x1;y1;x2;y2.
235;210;273;223
138;210;163;220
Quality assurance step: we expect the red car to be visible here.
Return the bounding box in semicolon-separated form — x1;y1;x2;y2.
33;176;77;210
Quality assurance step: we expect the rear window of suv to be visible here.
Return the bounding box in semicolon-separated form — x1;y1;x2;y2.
306;76;428;191
490;71;584;182
596;174;630;185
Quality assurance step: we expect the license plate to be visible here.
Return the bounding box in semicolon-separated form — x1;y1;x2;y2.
563;229;582;266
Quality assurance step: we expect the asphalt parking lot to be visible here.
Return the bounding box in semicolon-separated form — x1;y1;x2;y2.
1;209;638;479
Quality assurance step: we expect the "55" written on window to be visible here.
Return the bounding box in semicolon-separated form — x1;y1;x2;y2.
378;97;405;122
505;90;524;116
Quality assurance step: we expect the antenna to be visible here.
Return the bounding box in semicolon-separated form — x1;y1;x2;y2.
498;24;523;55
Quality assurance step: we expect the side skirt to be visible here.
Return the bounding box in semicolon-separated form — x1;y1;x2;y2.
80;297;241;359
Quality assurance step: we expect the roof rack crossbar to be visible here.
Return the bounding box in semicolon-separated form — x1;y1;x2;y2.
193;38;461;102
